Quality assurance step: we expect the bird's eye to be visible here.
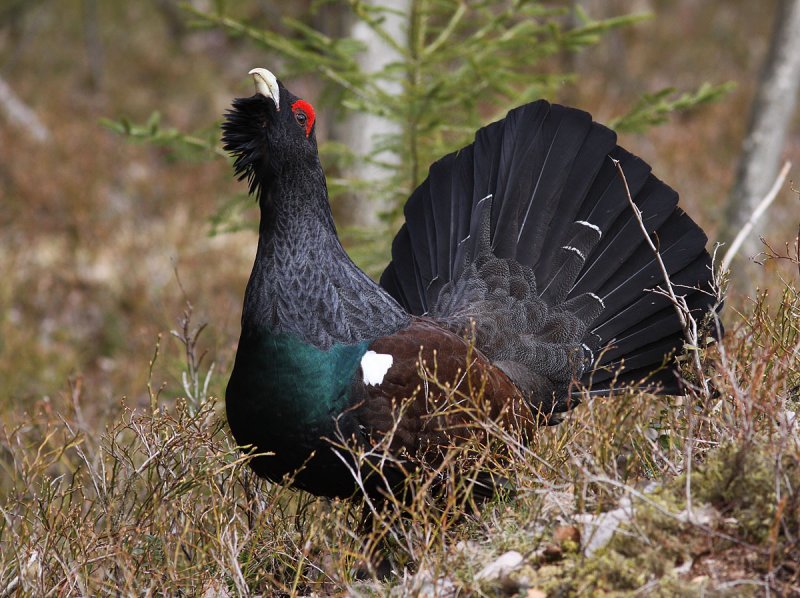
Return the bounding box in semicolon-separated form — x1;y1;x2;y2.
290;99;316;137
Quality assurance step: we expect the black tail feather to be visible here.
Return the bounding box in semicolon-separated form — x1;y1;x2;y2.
533;124;617;285
382;226;427;315
571;177;679;297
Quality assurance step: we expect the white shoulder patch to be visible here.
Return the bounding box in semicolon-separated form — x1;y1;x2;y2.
361;350;393;386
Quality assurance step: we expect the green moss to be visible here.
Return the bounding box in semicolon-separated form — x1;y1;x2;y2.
511;446;796;597
560;504;687;595
681;442;799;544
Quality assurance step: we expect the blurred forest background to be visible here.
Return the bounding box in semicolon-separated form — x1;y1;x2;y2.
0;0;797;463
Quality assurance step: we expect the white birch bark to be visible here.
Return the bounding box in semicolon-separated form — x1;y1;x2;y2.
333;0;408;228
723;0;800;261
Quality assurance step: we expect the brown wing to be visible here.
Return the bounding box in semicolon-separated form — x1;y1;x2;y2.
351;317;536;469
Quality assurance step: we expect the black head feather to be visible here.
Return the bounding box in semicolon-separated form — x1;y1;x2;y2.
222;94;276;196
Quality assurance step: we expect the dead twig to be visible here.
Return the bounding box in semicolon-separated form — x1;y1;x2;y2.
611;157;705;387
721;161;792;273
612;157;709;521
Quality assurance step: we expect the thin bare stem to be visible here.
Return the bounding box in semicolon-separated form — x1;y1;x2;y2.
612;158;688;331
721;160;791;272
612;157;711;519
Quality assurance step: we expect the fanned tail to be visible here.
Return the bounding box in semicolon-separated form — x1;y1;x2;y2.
380;100;721;413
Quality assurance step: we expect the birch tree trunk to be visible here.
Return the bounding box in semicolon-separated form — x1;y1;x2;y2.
332;0;409;228
722;0;800;263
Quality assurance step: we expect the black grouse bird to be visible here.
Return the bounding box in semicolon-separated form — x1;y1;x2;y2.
224;68;720;499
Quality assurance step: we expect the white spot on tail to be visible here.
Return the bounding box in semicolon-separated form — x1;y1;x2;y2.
562;245;586;260
587;292;606;308
576;220;602;237
361;351;393;386
582;343;595;362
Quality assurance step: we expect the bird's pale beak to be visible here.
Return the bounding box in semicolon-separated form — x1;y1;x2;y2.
249;68;280;111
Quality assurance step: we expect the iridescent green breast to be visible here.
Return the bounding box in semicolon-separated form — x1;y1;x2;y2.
225;331;369;491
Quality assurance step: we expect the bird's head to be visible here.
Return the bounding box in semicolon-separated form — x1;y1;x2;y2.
222;68;318;196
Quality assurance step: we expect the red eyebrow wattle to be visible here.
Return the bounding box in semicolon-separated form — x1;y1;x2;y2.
291;99;316;137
